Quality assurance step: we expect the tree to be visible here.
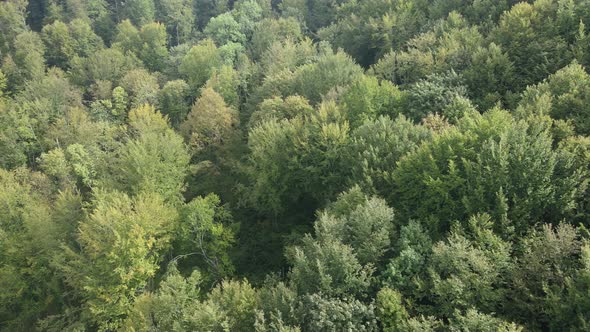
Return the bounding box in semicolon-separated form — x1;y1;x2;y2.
259;38;315;77
138;21;168;72
382;220;433;298
340;75;404;127
427;214;512;318
2;31;45;92
58;190;177;330
403;71;473;122
448;309;523;332
463;43;515;110
203;279;258;331
68;47;140;90
204;12;246;46
205;65;240;109
39;144;96;190
0;0;27;55
113;20;168;72
15;68;84;142
508;223;584;330
159;79;191;125
368;11;481;84
346;115;432;196
180;88;238;152
375;287;409;332
179;39;222;94
68;18;104;58
0;168;61;331
318;0;429;67
158;0;193;45
123;263;203;331
193;0;229;29
390;109;586;237
121;0;156;26
110;104;190;202
287;235;372;298
0;70;5;98
119;68;160;108
291;49;364;104
232;0;263;40
246;102;351;216
175;193;236;281
112;19;142;55
518;61;590;136
492;1;571;91
297;293;378;331
41;20;75;68
249;17;302;60
316;186;395;265
249;95;313;128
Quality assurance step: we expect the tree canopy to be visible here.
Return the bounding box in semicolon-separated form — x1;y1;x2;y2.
1;0;590;330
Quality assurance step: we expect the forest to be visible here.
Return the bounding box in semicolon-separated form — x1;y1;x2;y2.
1;0;590;330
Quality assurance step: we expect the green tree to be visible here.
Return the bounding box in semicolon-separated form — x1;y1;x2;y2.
287;235;372;298
112;19;142;55
508;223;584;330
382;220;433;298
2;31;46;92
180;87;238;152
249;17;302;60
138;21;168;71
179;39;222;94
375;287;409;332
368;11;481;84
246;102;350;216
119;68;160;108
122;0;156;26
41;20;75;68
291;49;364;104
0;168;61;330
448;309;523;332
297;293;378;331
158;0;193;45
518;61;590;135
463;43;515;110
317;186;395;265
205;65;240;109
492;1;571;91
175;193;236;281
232;0;263;40
249;95;313;128
346;115;432;196
123;263;203;331
159;79;191;125
112;85;129;119
340;75;404;127
69;47;140;90
58;190;177;330
204;279;258;331
68;18;104;58
259;38;315;77
0;0;27;54
403;71;472;122
427;214;512;318
204;12;246;46
193;0;229;29
390;109;586;237
110;104;190;202
0;69;5;98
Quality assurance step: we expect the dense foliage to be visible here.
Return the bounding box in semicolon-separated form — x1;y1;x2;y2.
1;0;590;330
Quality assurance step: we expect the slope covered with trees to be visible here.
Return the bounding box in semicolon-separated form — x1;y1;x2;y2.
1;0;590;330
